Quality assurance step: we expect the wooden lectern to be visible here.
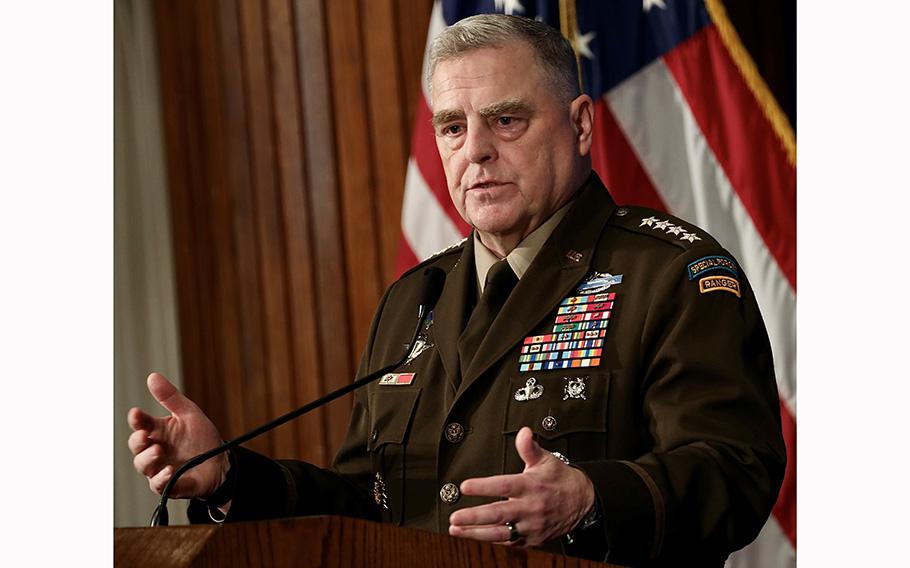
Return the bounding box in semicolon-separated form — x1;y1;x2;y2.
114;515;621;567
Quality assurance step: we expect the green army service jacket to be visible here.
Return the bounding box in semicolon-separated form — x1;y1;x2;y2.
191;174;786;567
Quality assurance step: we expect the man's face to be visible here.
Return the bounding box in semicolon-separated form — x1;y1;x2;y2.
430;41;592;247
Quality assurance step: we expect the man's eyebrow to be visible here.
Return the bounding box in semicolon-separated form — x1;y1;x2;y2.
430;109;464;128
478;99;532;119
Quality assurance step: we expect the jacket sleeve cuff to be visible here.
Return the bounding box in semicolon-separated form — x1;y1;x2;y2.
574;459;665;564
187;446;296;524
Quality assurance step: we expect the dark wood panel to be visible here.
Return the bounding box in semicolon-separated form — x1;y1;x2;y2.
193;0;248;443
265;0;331;465
291;0;356;458
395;0;435;149
154;0;434;466
322;0;389;452
214;0;266;446
362;0;409;285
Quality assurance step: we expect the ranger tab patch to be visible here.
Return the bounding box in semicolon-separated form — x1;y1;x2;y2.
687;255;738;280
698;275;741;298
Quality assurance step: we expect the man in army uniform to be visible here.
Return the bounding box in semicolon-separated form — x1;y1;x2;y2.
129;14;785;566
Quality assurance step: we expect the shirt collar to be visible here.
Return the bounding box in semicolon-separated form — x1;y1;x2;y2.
473;197;575;294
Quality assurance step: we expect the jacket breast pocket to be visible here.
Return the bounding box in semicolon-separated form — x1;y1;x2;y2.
367;388;421;523
502;372;610;471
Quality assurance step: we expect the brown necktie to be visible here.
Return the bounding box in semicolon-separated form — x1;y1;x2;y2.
457;259;519;381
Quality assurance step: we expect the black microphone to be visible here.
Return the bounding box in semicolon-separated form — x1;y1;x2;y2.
150;267;446;526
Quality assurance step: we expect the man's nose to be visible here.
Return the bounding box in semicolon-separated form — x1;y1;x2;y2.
463;124;497;164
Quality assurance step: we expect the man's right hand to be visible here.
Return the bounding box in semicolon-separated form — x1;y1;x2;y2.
127;372;228;501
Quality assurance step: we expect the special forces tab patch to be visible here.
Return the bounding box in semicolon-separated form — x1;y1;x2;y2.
687;255;738;280
698;275;741;298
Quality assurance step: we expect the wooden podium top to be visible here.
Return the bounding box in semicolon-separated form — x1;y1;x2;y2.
115;515;620;567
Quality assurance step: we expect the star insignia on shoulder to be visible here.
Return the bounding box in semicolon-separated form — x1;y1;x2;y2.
640;216;659;227
680;232;702;243
654;220;671;230
666;225;684;236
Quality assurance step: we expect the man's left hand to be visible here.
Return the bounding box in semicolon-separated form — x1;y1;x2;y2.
448;426;596;547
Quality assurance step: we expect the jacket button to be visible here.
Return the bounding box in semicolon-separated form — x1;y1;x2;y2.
541;415;558;431
370;429;378;442
445;422;465;443
439;482;460;504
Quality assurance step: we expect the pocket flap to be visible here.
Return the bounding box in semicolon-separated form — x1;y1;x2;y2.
367;388;422;451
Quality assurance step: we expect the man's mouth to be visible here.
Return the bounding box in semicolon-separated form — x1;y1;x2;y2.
468;180;508;191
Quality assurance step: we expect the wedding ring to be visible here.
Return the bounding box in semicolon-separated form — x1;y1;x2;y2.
505;521;520;542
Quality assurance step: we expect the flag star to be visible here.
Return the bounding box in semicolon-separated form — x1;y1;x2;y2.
574;30;597;60
654;219;671;230
643;0;668;12
640;216;659;227
666;225;684;236
680;233;702;243
494;0;525;15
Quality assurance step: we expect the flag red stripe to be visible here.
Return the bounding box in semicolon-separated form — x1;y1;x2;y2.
590;99;669;213
772;400;796;547
411;97;472;235
663;27;796;290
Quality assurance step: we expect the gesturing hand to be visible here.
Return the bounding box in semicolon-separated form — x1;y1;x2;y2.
448;427;595;547
127;372;228;500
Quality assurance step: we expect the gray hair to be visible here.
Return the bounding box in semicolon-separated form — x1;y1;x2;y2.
427;13;580;102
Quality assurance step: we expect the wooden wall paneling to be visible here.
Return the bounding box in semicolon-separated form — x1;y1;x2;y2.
265;0;330;465
394;0;435;159
324;0;385;361
236;0;299;458
214;0;272;453
361;0;409;285
153;0;442;467
155;1;226;429
193;0;248;443
292;0;355;458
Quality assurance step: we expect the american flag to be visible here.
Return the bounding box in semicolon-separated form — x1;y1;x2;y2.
396;1;795;566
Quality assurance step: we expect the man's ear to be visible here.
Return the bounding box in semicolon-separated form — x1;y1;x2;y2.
570;94;595;157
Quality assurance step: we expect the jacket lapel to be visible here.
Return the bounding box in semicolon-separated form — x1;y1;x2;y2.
458;176;617;394
430;236;476;392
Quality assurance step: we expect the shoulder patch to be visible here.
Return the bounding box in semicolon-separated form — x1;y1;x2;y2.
698;275;741;298
687;255;739;280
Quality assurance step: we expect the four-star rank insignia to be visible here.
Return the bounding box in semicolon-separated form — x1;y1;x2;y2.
640;215;702;243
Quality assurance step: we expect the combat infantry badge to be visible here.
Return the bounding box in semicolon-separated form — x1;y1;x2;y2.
577;272;623;294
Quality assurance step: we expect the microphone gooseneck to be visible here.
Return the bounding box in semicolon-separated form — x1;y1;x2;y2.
150;267;446;526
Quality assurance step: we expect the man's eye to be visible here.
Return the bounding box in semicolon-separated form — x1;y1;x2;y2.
497;116;514;126
444;124;463;136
